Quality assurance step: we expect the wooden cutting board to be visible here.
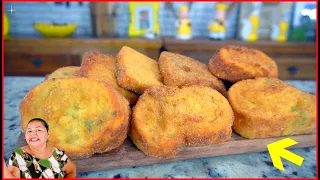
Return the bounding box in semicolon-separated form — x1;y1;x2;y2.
15;132;316;173
16;133;316;172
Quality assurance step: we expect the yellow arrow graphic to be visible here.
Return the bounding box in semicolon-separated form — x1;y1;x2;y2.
267;138;304;171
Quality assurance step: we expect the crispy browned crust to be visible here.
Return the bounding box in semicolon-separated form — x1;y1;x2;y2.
116;46;163;94
19;78;130;159
209;46;278;83
228;77;316;139
129;85;234;158
159;51;227;96
78;51;139;105
46;66;80;80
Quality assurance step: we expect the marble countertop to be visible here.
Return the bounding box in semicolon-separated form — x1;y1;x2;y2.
4;76;316;178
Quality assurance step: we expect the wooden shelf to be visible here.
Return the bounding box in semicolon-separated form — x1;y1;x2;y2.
4;38;162;76
163;38;316;80
5;37;315;56
4;38;316;80
5;38;162;56
164;38;316;55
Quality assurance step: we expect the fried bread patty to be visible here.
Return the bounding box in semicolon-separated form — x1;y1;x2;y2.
116;46;163;94
47;66;80;80
20;78;130;158
159;51;227;96
228;77;316;138
130;85;234;158
79;51;139;105
209;46;278;83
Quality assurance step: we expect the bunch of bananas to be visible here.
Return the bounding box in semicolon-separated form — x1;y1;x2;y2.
4;13;10;38
34;23;77;38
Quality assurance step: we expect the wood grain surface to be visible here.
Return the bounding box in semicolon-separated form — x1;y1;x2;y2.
15;132;316;173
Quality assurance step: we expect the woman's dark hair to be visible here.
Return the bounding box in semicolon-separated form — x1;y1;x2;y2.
28;118;49;132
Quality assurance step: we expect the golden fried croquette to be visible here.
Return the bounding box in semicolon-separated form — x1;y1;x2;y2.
208;46;278;83
228;77;316;139
19;78;130;158
159;51;227;96
130;85;234;158
116;46;163;94
46;66;80;80
78;51;139;105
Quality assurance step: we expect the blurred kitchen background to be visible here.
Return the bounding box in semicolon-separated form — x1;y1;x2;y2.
4;2;317;81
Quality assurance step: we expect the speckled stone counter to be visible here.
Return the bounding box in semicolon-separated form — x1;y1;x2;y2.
4;76;316;178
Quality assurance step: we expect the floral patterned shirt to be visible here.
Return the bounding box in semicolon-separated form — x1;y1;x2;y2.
8;147;68;178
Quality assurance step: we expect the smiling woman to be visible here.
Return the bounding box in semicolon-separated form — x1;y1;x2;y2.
3;118;77;178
